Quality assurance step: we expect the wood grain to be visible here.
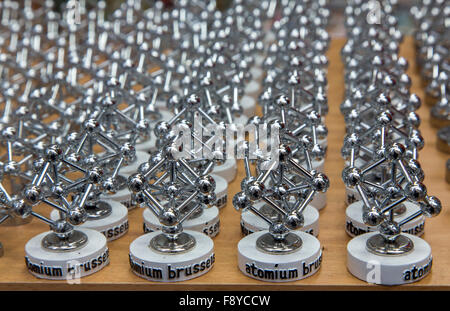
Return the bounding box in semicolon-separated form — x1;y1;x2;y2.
0;36;448;290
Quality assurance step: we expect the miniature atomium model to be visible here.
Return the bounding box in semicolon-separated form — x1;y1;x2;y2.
69;93;152;183
135;133;223;238
0;126;37;226
48;116;135;241
21;144;109;280
0;139;35;252
344;143;441;285
252;95;328;210
145;123;228;213
234;142;328;282
342;127;427;237
128;143;216;282
341;104;425;206
153;93;237;183
191;72;250;125
259;55;329;119
139;152;224;238
262;93;328;153
239;140;322;238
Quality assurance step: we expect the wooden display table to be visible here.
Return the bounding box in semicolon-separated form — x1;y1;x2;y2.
0;37;448;290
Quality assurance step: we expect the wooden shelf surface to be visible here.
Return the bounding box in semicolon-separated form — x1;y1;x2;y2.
0;36;449;290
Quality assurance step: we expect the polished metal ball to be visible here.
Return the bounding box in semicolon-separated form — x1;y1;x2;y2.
376;110;392;126
87;167;103;184
83;154;98;168
342;166;362;188
272;184;289;200
51;182;66;197
199;192;217;205
405;182;427;201
67;206;88;226
136;119;151;135
387;143;406;161
3;161;19;175
164;143;181;160
275;94;290;107
375;93;391;108
186;94;201;109
278;144;292;163
12;199;32;218
154;121;171;138
409;132;425;150
23;185;41;205
120;142;136;162
362;208;383;226
45;144;62;162
102;177;117;193
408;94;421;110
299;134;313;149
312;172;330;192
160;209;179;227
269;222;288;236
232;191;250;211
316;124;328;139
311;144;325;160
420;196;442;217
196;175;216;194
128;173;146;193
83;118;100;133
1;127;16;140
245;180;265;201
307;110;322;126
165;183;179;197
284;211;304;230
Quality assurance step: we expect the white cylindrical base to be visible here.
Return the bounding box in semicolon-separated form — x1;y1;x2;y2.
136;135;157;154
250;67;263;80
240;202;319;237
51;200;129;242
211;174;228;209
244;80;260;96
129;230;215;282
102;187;132;209
345;186;361;205
263;31;276;44
345;201;425;237
241;95;256;117
25;228;109;280
312;158;325;172
255;54;265;66
238;231;322;282
143;206;220;238
347;232;433;285
310;192;327;210
213;158;237;183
